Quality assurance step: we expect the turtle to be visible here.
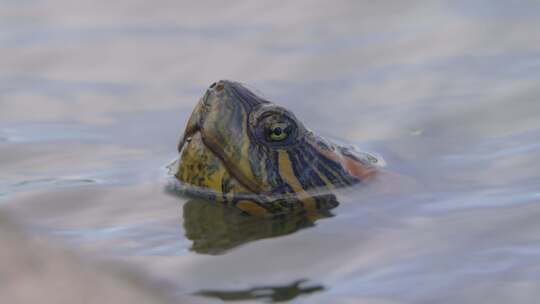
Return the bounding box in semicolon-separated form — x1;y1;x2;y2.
172;80;384;218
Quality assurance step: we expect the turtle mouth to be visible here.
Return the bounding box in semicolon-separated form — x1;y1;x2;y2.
176;105;261;195
176;130;250;191
178;87;266;194
177;90;209;155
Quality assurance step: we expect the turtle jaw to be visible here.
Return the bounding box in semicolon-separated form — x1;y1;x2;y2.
176;83;259;194
176;91;228;193
177;89;208;154
178;80;270;194
176;129;251;195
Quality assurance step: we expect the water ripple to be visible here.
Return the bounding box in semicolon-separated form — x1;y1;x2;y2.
0;177;97;200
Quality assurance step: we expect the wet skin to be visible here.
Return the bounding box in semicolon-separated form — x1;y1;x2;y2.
174;80;382;218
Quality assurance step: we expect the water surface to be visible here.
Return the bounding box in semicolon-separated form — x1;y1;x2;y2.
1;1;540;303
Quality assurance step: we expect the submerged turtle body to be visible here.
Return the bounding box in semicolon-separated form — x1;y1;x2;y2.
175;80;382;217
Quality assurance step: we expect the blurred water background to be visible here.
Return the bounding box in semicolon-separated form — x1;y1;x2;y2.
1;1;540;303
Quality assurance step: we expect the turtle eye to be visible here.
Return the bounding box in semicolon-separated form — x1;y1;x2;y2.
267;122;291;142
252;109;299;147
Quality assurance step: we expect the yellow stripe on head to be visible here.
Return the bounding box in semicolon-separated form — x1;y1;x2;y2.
277;150;317;210
237;107;261;189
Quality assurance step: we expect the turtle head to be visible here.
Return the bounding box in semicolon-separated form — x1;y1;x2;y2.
176;80;380;203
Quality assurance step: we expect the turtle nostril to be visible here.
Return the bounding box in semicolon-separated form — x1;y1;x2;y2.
215;83;224;91
209;81;224;92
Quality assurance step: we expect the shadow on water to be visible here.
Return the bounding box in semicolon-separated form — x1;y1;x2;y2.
181;198;336;255
195;279;324;302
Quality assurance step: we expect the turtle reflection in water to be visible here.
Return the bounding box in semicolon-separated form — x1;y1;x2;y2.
196;279;324;302
181;198;334;255
171;80;383;252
